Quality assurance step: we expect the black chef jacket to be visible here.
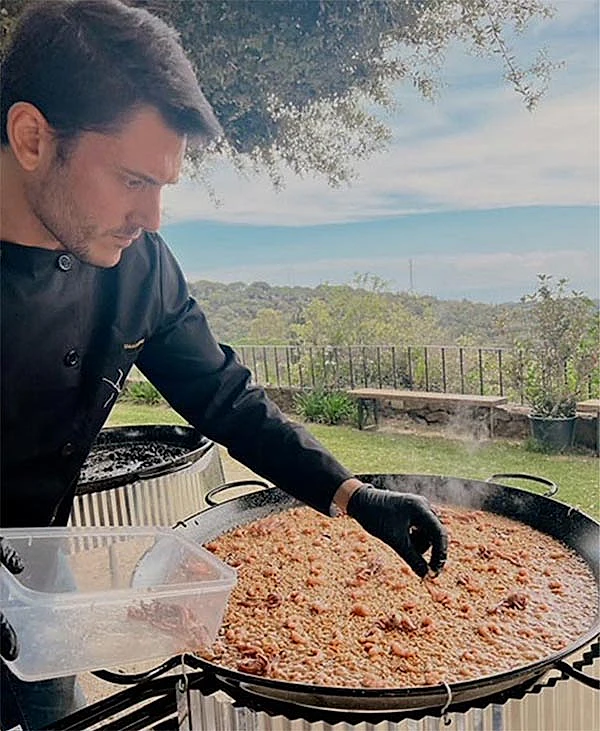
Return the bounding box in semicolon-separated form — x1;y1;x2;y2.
0;234;351;528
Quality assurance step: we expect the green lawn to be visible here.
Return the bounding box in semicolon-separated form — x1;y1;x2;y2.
109;402;600;518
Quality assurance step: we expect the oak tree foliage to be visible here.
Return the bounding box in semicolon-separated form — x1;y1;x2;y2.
2;0;558;184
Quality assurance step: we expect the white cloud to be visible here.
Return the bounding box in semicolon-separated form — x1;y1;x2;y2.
378;87;598;211
417;249;597;285
547;0;598;26
163;80;597;226
416;249;599;300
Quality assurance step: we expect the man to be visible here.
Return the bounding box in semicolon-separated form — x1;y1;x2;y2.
0;0;447;727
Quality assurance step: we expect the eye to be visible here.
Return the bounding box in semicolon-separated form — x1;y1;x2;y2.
124;176;145;191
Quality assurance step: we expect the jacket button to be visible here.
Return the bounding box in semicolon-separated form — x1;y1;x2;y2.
57;254;73;271
61;442;76;457
63;349;80;368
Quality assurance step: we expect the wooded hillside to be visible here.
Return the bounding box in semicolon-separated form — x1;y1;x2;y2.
188;278;528;346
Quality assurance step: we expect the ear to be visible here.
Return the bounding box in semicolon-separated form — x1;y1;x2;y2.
6;102;56;172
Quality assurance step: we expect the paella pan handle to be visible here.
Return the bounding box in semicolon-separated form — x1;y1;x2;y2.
205;479;271;507
93;654;186;685
554;659;600;690
92;652;211;686
553;638;600;690
486;473;558;498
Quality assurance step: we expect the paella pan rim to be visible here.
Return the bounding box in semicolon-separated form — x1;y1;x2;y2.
76;424;213;494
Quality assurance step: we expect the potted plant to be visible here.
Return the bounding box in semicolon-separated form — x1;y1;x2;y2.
515;275;598;452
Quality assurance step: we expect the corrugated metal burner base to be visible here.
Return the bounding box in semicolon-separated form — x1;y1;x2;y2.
69;426;225;529
69;447;224;528
177;654;599;731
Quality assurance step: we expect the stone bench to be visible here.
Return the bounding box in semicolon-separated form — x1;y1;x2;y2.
576;399;600;415
348;388;508;436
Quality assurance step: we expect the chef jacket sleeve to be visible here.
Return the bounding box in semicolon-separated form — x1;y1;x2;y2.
136;238;352;516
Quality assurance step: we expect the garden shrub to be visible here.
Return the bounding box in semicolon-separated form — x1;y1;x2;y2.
124;380;164;406
294;389;357;425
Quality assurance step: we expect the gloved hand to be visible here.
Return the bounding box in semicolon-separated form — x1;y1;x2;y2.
347;485;448;578
1;537;24;661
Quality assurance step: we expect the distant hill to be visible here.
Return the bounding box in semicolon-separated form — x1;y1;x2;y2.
188;279;528;346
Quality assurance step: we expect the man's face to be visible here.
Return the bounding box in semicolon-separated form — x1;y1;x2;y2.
25;106;186;267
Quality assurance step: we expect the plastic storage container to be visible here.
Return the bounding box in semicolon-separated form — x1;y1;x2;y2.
0;526;236;681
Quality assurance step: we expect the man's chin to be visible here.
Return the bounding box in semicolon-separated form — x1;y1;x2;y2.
79;241;129;268
66;233;138;267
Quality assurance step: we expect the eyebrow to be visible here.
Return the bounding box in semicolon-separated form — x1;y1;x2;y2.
120;167;179;186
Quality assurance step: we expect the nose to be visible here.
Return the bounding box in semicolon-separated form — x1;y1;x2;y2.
136;187;162;233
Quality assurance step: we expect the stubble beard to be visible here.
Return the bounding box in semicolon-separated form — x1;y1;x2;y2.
26;157;99;265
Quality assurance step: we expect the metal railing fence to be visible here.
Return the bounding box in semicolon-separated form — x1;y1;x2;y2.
237;345;530;402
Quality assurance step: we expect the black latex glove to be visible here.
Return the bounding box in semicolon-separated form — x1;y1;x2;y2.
1;537;24;662
347;485;448;578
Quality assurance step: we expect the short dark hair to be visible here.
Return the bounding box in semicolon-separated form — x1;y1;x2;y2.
0;0;222;148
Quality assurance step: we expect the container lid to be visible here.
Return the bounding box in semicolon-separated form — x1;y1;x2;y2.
0;525;236;602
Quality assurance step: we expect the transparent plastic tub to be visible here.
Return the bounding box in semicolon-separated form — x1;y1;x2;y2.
0;526;236;681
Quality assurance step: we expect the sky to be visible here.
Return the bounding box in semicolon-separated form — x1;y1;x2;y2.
161;0;599;304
